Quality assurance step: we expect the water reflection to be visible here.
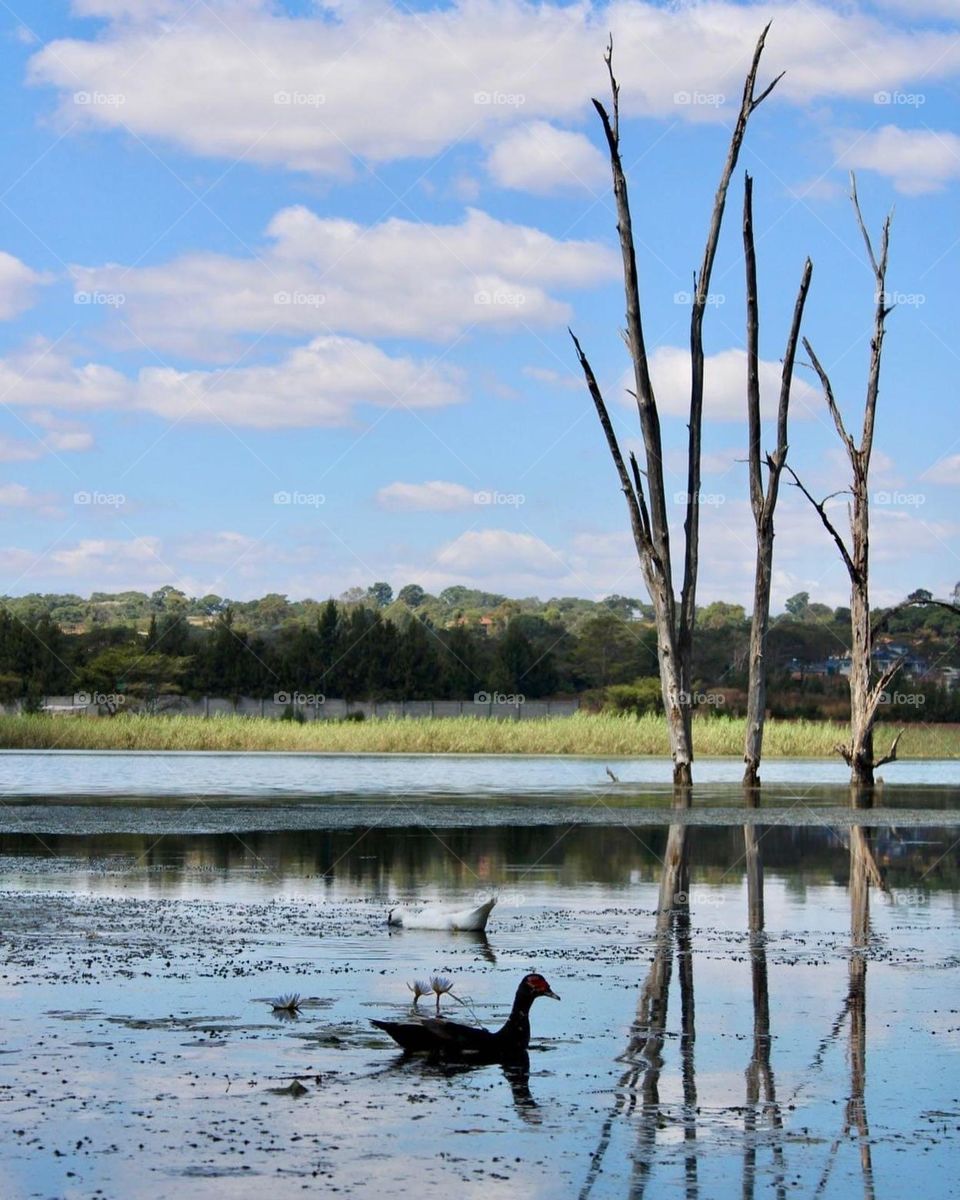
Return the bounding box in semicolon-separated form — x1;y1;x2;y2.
3;820;957;897
576;785;897;1199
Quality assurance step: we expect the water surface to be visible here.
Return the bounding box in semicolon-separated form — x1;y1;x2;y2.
1;764;958;1199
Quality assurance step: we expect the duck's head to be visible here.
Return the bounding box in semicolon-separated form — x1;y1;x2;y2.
521;972;560;1002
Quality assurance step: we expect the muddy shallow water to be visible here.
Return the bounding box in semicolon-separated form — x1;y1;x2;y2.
1;760;959;1199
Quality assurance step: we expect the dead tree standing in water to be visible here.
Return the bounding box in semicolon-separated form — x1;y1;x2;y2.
742;174;813;787
787;176;900;788
572;27;783;785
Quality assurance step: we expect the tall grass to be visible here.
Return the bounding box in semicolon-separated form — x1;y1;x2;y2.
0;712;956;757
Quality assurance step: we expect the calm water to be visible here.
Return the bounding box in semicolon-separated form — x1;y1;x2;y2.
1;755;958;1199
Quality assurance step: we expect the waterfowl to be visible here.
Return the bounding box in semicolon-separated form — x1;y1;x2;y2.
371;972;559;1061
387;896;496;932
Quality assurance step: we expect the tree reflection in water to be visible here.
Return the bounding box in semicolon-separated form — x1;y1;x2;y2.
581;785;884;1200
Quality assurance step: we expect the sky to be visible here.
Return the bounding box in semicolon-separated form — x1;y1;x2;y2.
0;0;957;611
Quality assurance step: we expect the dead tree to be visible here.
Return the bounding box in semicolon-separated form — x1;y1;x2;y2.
742;174;813;787
787;175;899;788
572;27;782;785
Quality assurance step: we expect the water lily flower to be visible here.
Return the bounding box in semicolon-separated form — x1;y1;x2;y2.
270;993;302;1013
407;979;431;1006
430;975;455;1013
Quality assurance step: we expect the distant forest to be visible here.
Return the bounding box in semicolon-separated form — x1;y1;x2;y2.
1;582;959;720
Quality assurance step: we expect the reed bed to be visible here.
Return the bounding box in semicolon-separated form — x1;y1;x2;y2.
0;712;956;758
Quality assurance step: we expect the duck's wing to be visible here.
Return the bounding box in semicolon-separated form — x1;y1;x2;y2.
370;1018;439;1053
418;1016;497;1055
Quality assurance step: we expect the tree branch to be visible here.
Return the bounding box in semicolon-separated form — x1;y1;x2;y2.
849;172;894;469
785;465;858;582
872;596;960;639
570;328;652;558
873;727;905;772
803;337;855;459
743;172;763;522
679;23;782;678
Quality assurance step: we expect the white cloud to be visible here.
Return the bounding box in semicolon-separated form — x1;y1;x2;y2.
377;481;476;512
486;122;607;193
46;536;169;582
0;436;42;463
29;2;960;174
436;529;563;579
523;365;584;391
0;335;462;428
922;454;960;484
73;207;616;353
0;483;56;511
0;251;46;319
622;346;820;422
835;126;960;194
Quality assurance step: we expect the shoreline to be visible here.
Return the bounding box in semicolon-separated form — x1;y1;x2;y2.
0;711;957;759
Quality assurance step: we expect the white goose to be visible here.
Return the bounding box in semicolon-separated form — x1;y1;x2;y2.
386;896;496;932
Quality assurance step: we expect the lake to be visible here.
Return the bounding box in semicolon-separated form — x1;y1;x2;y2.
1;753;958;1199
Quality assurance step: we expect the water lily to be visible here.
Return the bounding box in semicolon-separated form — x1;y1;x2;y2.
430;974;455;1013
270;993;302;1013
407;979;431;1007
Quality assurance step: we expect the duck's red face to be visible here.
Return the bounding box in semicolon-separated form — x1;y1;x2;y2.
524;973;560;1001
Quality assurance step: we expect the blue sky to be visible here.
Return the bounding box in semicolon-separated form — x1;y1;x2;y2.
0;0;956;610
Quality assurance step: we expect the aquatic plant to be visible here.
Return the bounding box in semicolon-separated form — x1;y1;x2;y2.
430;975;455;1013
407;979;431;1007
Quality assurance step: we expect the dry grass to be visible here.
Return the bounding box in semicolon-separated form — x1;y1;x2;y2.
0;712;956;758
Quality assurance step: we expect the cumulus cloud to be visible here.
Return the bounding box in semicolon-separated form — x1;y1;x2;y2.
436;529;563;579
0;335;462;428
835;126;960;194
377;481;476;512
0;483;57;512
29;2;960;174
486;122;608;193
621;346;821;422
72;206;616;353
0;251;47;319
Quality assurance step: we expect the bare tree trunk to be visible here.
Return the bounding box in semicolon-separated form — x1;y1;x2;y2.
787;176;903;788
741;174;812;787
572;28;782;786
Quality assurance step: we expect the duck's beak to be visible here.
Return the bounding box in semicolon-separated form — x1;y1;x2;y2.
543;986;560;1001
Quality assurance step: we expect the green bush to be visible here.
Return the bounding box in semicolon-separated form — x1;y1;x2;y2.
602;677;663;717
